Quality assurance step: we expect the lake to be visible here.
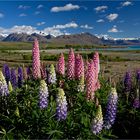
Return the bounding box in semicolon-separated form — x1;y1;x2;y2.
81;45;140;51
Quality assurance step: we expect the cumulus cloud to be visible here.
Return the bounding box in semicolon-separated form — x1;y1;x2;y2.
53;22;78;29
96;19;104;23
108;25;122;33
121;1;132;7
51;3;80;12
19;13;27;17
0;13;4;18
37;22;46;26
0;25;37;35
18;5;30;9
37;4;43;9
94;6;108;12
106;13;118;22
80;24;93;29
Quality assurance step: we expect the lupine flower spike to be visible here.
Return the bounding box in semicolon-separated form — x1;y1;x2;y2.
39;80;49;109
8;81;13;93
136;70;140;88
86;60;96;100
18;67;23;88
32;38;41;79
124;71;131;93
93;52;100;91
0;71;9;96
57;53;65;76
10;69;17;89
133;89;140;109
75;54;85;92
56;88;67;121
91;105;103;135
104;87;118;129
3;64;10;84
48;64;56;84
67;48;75;80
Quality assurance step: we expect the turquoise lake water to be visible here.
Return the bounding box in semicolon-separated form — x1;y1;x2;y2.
81;45;140;51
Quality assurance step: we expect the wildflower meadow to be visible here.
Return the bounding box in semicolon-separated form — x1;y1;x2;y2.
0;39;140;139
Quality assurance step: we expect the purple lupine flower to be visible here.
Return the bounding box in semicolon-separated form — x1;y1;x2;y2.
18;67;23;88
39;80;49;109
136;70;140;85
56;88;67;121
0;71;9;96
11;68;17;88
133;89;140;108
104;88;118;129
2;64;10;84
91;105;103;135
124;71;132;92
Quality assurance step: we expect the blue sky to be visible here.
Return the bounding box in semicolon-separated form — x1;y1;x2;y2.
0;0;140;38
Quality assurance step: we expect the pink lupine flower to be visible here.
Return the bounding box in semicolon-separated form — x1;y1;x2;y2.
75;54;84;80
67;48;75;80
32;38;41;79
86;60;96;100
93;52;100;74
57;53;65;76
93;52;100;91
84;60;90;81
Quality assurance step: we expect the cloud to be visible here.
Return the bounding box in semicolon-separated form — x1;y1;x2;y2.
53;22;78;29
121;1;132;7
19;13;27;17
0;13;4;18
18;5;30;9
106;13;118;22
0;25;37;35
96;19;104;23
34;11;40;15
51;3;80;12
37;4;43;9
80;24;93;29
94;6;108;12
37;22;45;26
108;25;122;33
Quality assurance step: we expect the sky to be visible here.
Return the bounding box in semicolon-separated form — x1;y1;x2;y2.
0;0;140;38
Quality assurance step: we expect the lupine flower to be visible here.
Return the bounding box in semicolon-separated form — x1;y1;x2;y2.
56;88;67;121
104;88;118;129
48;64;56;84
75;54;84;80
18;67;23;88
40;62;47;79
39;80;49;109
67;48;75;80
32;38;41;79
57;53;65;76
0;71;9;96
8;81;13;93
136;70;140;86
124;71;131;92
86;60;96;100
93;52;100;74
133;89;140;108
84;60;89;81
10;68;17;88
2;64;10;84
91;105;103;135
93;52;100;91
77;76;85;92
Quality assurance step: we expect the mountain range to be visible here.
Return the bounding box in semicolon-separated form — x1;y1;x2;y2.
0;32;140;46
